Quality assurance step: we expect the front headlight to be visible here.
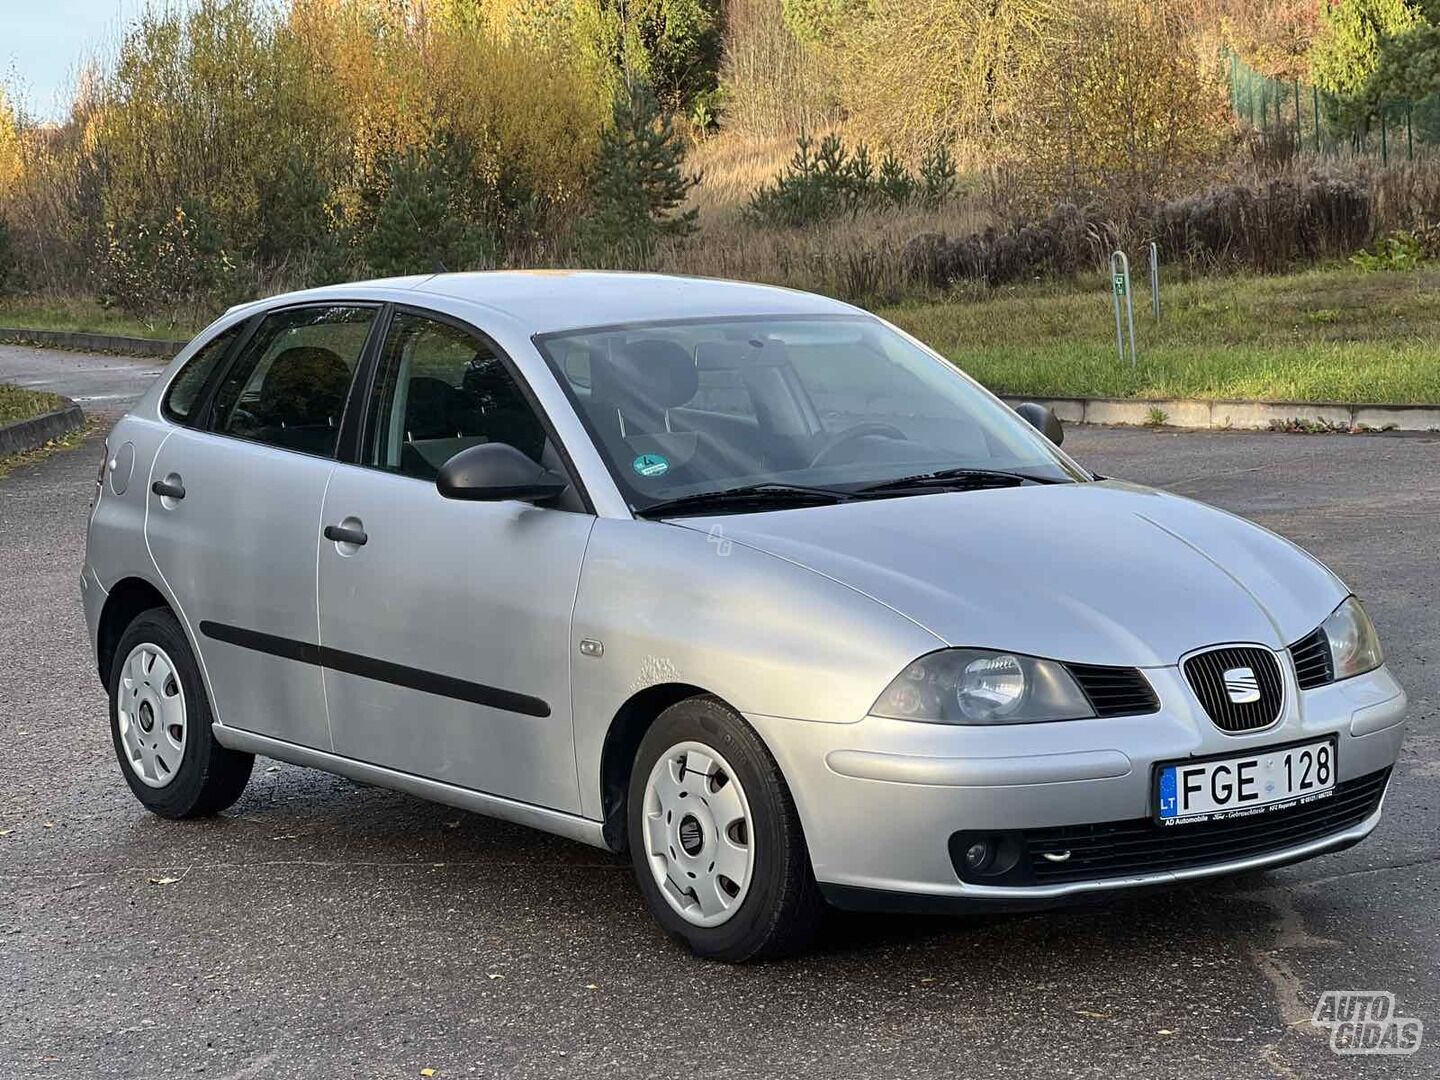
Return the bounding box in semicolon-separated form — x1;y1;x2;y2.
1322;596;1383;680
870;649;1096;725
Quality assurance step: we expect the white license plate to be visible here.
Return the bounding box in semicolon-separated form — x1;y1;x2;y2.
1156;738;1337;826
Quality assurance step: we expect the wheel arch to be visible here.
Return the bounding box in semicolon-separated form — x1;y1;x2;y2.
96;576;173;684
598;681;715;852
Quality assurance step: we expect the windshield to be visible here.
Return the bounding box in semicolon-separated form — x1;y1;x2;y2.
534;314;1086;513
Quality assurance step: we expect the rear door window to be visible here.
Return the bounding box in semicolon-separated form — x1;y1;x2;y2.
209;306;376;458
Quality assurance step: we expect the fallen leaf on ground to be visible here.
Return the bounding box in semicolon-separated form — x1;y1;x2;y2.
585;984;598;990
420;1070;436;1077
487;973;504;981
148;877;181;886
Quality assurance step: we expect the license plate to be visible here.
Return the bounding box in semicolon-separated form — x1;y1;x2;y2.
1156;737;1337;826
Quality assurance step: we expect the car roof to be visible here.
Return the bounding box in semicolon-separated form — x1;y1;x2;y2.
230;271;862;335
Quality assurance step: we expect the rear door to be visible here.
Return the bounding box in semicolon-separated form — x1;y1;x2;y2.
146;304;378;748
316;308;594;811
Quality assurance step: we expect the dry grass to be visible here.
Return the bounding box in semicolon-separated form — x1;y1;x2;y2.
0;383;67;425
684;132;805;223
660;198;993;302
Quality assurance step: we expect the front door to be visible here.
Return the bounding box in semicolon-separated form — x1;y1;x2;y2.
146;304;377;748
317;309;593;811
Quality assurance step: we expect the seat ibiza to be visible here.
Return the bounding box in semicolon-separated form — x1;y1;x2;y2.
83;272;1408;960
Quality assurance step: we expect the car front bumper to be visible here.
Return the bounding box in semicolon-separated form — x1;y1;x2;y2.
747;664;1407;910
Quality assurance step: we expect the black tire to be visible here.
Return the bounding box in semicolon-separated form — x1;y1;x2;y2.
108;607;253;819
627;696;825;962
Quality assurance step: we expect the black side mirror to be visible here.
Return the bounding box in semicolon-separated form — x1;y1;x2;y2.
436;442;568;503
1015;402;1064;446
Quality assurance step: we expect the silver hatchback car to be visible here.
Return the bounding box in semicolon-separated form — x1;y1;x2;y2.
84;272;1408;960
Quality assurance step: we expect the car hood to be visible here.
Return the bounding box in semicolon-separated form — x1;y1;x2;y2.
672;481;1347;668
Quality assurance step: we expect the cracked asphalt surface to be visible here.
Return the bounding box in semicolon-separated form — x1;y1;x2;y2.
1;345;1435;1078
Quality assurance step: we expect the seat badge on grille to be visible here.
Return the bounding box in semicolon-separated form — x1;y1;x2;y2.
1223;666;1261;704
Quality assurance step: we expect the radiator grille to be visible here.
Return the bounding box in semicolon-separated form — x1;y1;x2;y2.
1183;645;1284;733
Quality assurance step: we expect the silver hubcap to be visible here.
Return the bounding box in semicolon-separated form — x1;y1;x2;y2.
117;643;187;788
642;741;755;928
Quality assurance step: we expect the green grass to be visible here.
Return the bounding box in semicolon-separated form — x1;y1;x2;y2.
0;296;201;340
0;383;66;425
883;265;1440;403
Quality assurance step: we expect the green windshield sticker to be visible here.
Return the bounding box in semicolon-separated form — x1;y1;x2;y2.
632;453;670;478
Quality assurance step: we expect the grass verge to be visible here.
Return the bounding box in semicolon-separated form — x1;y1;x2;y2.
0;383;67;425
884;265;1440;404
0;296;200;341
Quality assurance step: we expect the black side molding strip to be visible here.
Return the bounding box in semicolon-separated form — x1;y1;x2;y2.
198;621;551;718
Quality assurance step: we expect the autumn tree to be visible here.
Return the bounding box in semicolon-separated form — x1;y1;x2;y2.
1011;0;1232;215
836;0;1062;157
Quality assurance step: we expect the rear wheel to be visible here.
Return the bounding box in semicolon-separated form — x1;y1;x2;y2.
627;696;824;961
109;608;253;818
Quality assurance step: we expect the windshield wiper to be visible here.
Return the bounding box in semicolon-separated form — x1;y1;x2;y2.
856;467;1067;494
637;483;859;518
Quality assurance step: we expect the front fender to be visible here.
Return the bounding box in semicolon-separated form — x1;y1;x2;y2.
570;517;941;819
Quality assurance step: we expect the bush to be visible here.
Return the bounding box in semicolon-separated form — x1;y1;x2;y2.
0;215;14;293
1350;221;1440;269
1150;169;1372;272
901;203;1110;289
745;133;957;227
96;203;242;316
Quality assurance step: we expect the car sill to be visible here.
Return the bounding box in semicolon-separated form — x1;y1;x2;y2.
212;726;610;851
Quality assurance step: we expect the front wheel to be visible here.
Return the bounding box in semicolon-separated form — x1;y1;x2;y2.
627;697;824;961
109;608;254;818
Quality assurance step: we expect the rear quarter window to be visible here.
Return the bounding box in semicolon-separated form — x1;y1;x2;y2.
162;323;246;423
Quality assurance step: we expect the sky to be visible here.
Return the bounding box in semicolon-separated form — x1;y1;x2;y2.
2;0;196;121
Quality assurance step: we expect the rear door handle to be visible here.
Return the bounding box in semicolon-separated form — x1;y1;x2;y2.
151;478;186;500
323;523;368;546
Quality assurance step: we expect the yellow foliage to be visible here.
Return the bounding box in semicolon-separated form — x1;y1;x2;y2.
837;0;1063;158
0;90;22;197
1008;0;1232;213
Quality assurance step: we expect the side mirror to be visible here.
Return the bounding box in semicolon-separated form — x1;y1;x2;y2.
436;442;568;503
1015;402;1064;446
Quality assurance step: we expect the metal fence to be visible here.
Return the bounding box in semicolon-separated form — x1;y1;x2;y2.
1226;49;1437;163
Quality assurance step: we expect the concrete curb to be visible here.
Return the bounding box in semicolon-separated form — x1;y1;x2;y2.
1000;395;1440;433
0;399;85;456
0;326;183;359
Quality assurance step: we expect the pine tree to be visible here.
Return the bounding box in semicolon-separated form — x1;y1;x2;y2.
580;81;699;266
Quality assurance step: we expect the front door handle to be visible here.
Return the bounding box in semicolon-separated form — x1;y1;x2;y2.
323;523;368;546
151;478;186;500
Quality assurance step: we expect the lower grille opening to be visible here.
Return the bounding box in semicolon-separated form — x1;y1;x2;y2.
951;767;1390;887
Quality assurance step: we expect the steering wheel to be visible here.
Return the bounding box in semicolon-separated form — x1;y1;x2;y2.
808;422;909;469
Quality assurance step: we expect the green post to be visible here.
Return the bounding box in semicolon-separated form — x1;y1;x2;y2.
1381;107;1388;165
1408;106;1414;161
1314;86;1322;153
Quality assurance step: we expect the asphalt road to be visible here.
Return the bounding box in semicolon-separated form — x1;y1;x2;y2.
1;346;1435;1079
0;343;162;414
